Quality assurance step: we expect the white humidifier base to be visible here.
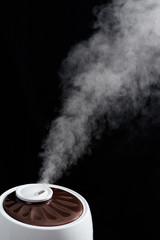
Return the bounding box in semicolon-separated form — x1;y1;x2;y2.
0;184;93;240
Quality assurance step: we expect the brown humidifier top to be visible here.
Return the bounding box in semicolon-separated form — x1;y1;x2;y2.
3;184;83;227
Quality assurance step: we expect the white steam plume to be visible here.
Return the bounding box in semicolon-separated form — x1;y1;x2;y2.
39;0;160;183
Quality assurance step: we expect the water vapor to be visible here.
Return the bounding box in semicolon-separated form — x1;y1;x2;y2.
39;0;160;183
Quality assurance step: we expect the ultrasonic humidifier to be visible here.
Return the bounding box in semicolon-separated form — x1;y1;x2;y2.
0;184;93;240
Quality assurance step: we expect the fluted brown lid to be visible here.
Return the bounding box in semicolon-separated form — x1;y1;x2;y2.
3;187;83;226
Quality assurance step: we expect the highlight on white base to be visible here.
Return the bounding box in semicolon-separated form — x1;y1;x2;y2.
16;184;53;203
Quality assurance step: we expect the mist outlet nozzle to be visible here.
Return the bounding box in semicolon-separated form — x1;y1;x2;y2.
16;184;53;203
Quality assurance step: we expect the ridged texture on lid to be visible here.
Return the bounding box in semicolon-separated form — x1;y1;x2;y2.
3;188;83;226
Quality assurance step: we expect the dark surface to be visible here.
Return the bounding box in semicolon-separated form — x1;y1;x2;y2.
1;0;160;239
4;187;83;226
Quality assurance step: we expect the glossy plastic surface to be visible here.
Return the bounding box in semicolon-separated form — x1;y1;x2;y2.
0;184;93;240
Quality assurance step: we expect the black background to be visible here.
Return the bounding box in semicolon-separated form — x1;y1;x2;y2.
1;0;160;239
